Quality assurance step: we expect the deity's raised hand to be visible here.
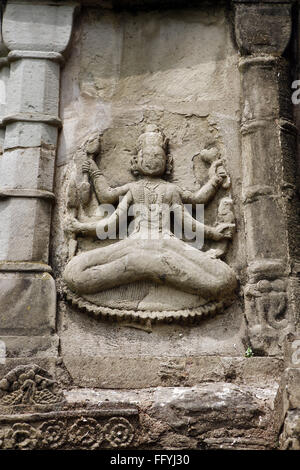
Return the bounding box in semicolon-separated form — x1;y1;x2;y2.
215;222;236;239
82;159;99;175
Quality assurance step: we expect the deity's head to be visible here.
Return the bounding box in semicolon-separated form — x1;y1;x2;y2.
131;125;172;177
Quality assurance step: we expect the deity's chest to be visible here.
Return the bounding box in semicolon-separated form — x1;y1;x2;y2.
131;181;172;206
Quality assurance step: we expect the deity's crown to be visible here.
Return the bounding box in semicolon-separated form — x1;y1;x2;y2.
138;124;168;152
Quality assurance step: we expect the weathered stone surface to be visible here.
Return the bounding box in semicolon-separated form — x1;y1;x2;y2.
0;0;79;389
52;3;247;366
0;147;56;192
0;273;56;335
61;355;283;389
0;1;77;280
234;2;292;56
280;368;300;412
4;123;58;150
0;199;52;262
0;0;299;452
284;334;300;368
0;364;64;408
279;410;300;450
0;407;138;450
57;5;241;164
0;358;58;381
5;59;60;118
58;299;246;364
234;0;298;356
66;383;279;449
3;3;77;53
62;125;238;322
0;336;59;359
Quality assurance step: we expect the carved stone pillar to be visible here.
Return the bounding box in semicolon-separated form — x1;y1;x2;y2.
234;0;300;354
0;1;78;357
278;334;300;449
0;8;9;155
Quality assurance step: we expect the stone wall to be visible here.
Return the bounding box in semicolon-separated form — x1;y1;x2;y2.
0;0;299;450
52;2;248;388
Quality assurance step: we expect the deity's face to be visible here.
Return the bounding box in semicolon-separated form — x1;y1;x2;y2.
137;144;167;176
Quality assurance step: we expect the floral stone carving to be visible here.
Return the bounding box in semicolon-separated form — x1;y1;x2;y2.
0;415;136;450
39;420;67;449
4;423;42;450
68;417;101;449
0;365;64;407
103;417;135;448
63;125;238;322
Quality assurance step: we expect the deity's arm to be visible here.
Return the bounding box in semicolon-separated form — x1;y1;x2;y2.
172;203;222;240
171;190;233;242
179;160;228;205
68;191;133;237
91;172;131;204
180;175;222;205
96;190;133;236
83;160;131;204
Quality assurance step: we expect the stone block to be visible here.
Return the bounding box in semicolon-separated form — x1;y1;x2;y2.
0;197;52;263
284;335;300;368
4;122;58;150
6;59;60;117
3;4;77;53
0;335;59;359
279;409;300;450
61;355;283;389
0;64;9;121
243;198;287;262
0;147;56;192
284;368;300;410
235;3;292;56
0;272;56;335
65;383;279;450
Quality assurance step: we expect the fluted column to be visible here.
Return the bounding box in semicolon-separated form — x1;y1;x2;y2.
234;0;300;355
0;1;78;357
0;9;9;155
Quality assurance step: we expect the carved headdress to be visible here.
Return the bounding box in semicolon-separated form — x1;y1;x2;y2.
131;125;172;176
137;124;168;153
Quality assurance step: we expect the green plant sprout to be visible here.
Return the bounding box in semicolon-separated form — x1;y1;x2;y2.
245;347;254;358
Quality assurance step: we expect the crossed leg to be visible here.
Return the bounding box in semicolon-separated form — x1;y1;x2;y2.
63;238;237;300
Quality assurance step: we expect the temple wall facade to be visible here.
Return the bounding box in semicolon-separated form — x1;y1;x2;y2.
0;0;299;450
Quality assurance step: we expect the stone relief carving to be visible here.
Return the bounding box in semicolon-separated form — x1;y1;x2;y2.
245;279;293;354
63;124;238;322
0;365;64;407
103;417;135;448
0;365;137;450
279;410;300;450
0;416;135;450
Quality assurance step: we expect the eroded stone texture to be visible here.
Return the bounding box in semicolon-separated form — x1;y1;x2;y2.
234;0;299;356
51;2;247;378
65;383;280;450
0;1;78;361
0;0;299;452
62;125;238;323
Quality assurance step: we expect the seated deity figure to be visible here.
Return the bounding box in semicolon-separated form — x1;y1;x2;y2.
63;125;238;303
